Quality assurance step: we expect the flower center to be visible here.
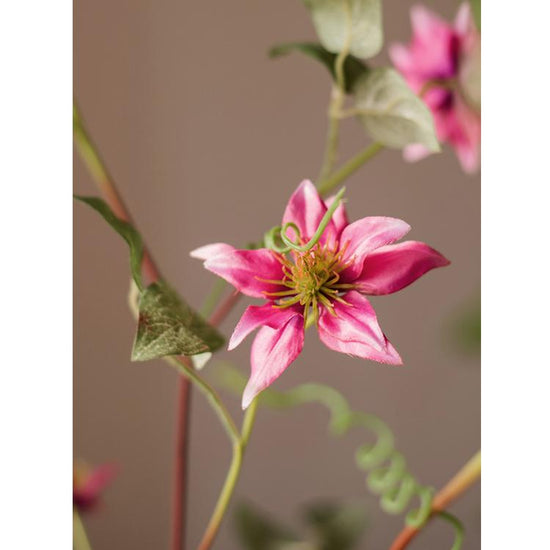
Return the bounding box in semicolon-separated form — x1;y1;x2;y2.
262;242;355;326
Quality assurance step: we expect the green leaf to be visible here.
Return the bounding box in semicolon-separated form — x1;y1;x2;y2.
352;68;440;152
132;282;225;361
469;0;481;31
269;42;368;93
75;196;144;291
305;502;368;550
234;503;299;550
302;0;383;59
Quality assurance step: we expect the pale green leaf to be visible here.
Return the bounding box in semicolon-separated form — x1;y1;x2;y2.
75;196;144;291
269;41;368;93
302;0;383;59
352;68;440;151
132;282;225;361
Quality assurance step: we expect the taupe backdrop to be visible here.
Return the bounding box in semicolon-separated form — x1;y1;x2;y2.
74;1;480;548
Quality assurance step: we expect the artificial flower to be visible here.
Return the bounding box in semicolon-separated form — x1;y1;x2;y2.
192;180;449;408
390;3;481;173
73;460;116;512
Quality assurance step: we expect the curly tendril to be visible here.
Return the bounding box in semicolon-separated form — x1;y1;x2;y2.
218;364;464;550
264;186;346;254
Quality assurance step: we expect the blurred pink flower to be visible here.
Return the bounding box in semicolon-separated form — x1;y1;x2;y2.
192;181;449;408
390;3;481;173
73;460;117;512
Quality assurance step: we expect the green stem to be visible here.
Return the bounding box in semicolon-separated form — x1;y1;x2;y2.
166;356;241;445
317;86;345;183
317;2;352;183
317;142;384;196
198;398;259;550
73;509;92;550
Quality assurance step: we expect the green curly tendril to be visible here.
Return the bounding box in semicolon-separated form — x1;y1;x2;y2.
217;364;464;549
263;186;347;254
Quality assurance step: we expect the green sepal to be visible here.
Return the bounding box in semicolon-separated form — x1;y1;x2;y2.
75;195;144;291
269;42;369;93
131;281;225;361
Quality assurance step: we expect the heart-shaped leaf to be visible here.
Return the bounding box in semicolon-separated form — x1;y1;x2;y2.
75;196;144;291
269;42;369;93
352;68;440;151
302;0;383;60
132;282;225;361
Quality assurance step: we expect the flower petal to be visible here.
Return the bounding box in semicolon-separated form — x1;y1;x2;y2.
317;291;402;365
403;143;432;163
228;303;302;350
242;314;304;408
190;242;235;261
339;217;411;281
355;241;450;295
203;248;285;299
325;194;349;238
74;463;117;511
282;179;336;244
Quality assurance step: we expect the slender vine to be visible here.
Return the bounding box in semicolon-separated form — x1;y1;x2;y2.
218;365;472;549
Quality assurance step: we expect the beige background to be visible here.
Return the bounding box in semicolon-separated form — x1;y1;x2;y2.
74;1;480;548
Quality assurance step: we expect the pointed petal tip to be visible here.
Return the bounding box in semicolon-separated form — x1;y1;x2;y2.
241;384;258;410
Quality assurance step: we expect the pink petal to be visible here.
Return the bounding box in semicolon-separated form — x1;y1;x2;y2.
318;291;402;364
325;194;349;238
203;248;285;299
355;241;450;295
395;5;458;81
411;4;451;39
454;2;473;36
242;314;304;408
282;179;336;244
190;242;235;261
339;217;411;281
403;143;432;163
74;463;117;511
228;303;302;350
388;43;414;74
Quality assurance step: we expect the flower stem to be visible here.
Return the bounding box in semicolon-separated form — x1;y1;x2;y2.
75;104;245;550
317;142;384;196
73;104;159;285
389;451;481;550
197;398;259;550
317;2;352;183
73;508;92;550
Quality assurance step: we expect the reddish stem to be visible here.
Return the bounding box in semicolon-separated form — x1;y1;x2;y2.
208;290;242;328
75;110;192;550
172;378;192;550
390;451;481;550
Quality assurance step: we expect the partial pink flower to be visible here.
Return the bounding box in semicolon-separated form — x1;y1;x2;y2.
390;3;481;173
192;180;449;408
73;460;117;512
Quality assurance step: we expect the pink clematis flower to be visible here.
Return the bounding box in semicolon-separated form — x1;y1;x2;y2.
192;180;449;408
73;460;117;512
390;3;481;173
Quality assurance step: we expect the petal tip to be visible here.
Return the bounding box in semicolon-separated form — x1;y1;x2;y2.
241;385;257;410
